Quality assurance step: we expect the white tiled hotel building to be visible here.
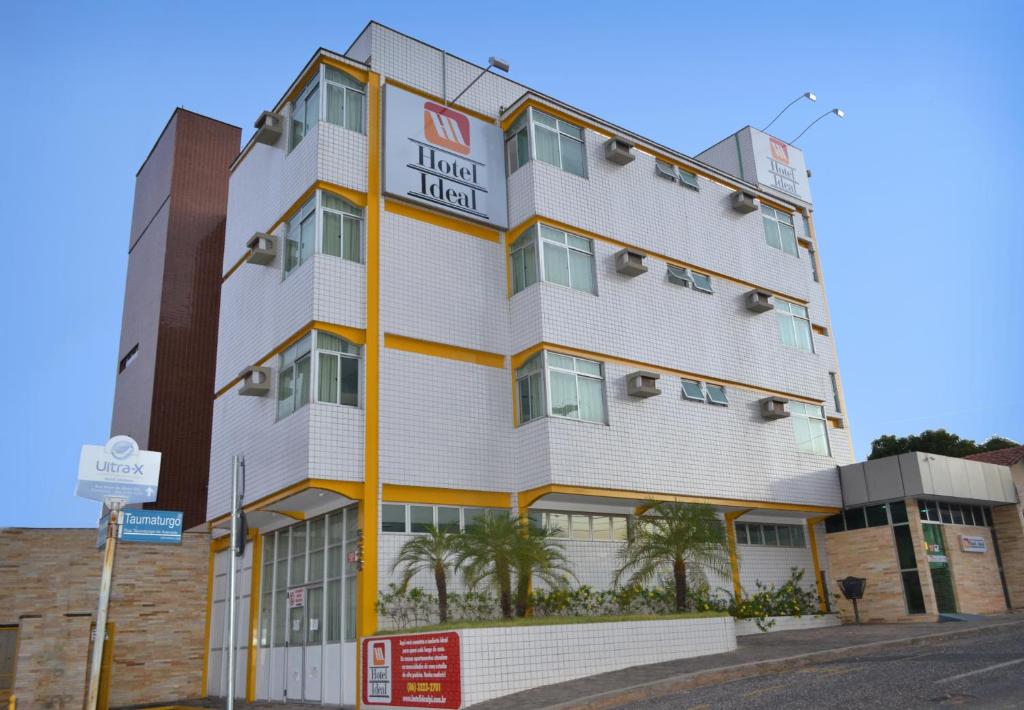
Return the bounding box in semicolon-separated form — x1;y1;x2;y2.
204;21;851;704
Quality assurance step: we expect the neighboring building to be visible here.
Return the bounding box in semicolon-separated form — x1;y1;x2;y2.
112;109;241;529
202;22;855;704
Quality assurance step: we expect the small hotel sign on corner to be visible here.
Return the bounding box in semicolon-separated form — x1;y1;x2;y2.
363;631;461;708
383;84;508;229
960;534;987;553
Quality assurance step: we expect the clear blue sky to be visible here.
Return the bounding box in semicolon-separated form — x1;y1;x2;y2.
1;1;1020;528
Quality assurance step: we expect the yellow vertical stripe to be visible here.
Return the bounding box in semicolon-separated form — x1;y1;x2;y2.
245;533;262;701
200;544;215;697
725;510;749;600
807;517;828;613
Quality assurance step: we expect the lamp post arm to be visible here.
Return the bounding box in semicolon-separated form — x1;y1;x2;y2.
762;94;804;132
448;66;492;107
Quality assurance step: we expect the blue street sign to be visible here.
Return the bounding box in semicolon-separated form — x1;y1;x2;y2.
119;509;184;544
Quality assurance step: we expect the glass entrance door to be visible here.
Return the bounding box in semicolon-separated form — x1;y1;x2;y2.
922;523;957;614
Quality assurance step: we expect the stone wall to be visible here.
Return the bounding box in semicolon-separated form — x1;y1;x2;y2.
943;525;1007;614
991;504;1024;609
0;527;209;708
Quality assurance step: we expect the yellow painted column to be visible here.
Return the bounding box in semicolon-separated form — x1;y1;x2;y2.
200;542;215;697
245;532;262;701
356;69;383;709
807;517;828;613
724;510;749;600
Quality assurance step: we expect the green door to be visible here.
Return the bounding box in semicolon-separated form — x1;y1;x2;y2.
923;524;957;614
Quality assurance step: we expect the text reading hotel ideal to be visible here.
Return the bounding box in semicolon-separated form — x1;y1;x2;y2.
204;22;851;704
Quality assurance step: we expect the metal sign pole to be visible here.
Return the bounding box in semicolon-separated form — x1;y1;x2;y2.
86;500;123;710
227;456;239;709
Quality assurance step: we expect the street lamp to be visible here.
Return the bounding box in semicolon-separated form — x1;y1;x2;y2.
791;108;845;145
448;56;511;107
762;91;816;132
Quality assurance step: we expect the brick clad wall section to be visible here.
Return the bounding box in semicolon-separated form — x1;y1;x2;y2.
0;528;209;707
991;504;1024;608
942;524;1007;614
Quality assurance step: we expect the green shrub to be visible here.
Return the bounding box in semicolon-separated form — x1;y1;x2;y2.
727;568;821;632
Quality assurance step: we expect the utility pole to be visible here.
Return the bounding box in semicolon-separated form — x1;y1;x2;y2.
86;499;124;710
227;456;246;709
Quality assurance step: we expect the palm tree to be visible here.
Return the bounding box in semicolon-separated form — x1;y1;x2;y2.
613;502;730;612
513;521;575;617
392;524;461;622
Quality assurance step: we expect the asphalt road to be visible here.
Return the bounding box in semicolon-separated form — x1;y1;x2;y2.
615;624;1024;710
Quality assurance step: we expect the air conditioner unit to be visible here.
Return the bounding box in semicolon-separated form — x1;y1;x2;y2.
760;396;790;419
604;136;635;165
238;366;272;397
253;111;284;146
627;371;661;398
745;289;774;313
731;191;760;214
615;248;648;276
246;233;276;265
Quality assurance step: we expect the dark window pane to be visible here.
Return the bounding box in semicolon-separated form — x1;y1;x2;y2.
844;507;867;531
927;500;940;523
763;526;779;546
824;514;845;534
866;504;889;527
410;505;433;533
951;505;965;526
918;499;930;522
735;522;748;544
889;501;908;524
902;571;927;614
940;503;953;524
463;508;487;530
437;507;460;534
381;504;405;533
970;506;982;527
893;525;918;570
983;507;993;527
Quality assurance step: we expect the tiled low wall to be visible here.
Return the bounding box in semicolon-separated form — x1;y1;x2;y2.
735;613;841;636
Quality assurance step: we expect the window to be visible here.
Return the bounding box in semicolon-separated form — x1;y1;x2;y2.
316;332;359;407
382;504;406;533
533;511;629;542
829;372;842;412
505;108;586;177
277;334;312;419
654;160;699;190
761;204;798;256
510;224;595;295
380;504;503;533
324;66;365;133
681;378;704;401
690;271;713;293
290;75;320;151
284;197;316;276
736;522;806;548
667;264;693;287
916;500;991;527
790;402;830;456
118;344;139;373
776;300;814;353
321;192;363;263
517;351;607;425
410;505;433;533
705;384;729;406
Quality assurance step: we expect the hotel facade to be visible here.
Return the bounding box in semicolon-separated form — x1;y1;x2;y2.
203;21;855;705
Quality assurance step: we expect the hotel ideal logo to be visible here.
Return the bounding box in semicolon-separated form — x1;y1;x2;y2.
407;101;487;220
764;136;802;198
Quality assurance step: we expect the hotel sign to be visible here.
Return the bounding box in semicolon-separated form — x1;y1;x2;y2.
751;129;812;203
384;84;508;229
960;534;987;553
363;631;461;708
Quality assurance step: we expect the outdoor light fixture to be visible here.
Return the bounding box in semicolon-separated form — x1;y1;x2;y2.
448;55;511;106
762;91;817;132
791;108;845;144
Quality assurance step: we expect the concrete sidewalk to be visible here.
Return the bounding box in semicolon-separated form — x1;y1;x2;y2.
469;614;1024;710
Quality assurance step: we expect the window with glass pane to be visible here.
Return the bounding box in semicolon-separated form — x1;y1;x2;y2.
667;264;693;287
547;512;569;538
316;331;359;407
510;226;540;293
829;372;842;412
705;384;729;406
735;523;749;544
530;109;585;177
284;197;316;275
437;507;460;534
681;379;704;401
611;516;628;541
866;504;889;527
410;505;433;533
278;334;312;419
571;515;591;540
290;75;319;152
308;518;325;582
677;168;699;190
538;225;595;293
290;523;307;586
776;300;813;353
515;354;545;424
382;504;406;533
591;516;611;541
321;192;364;262
260;534;275;646
324;66;366;134
760;204;798;256
547;353;606;423
791;526;806;547
790;402;830;456
691;272;713;293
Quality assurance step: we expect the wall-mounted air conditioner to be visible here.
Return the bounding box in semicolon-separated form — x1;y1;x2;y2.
731;191;760;214
627;371;661;398
246;233;276;265
745;289;774;312
615;248;648;276
238;366;272;396
604;136;635;165
253;111;284;146
760;396;790;419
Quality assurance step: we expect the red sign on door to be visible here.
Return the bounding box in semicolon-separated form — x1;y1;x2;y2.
362;631;461;708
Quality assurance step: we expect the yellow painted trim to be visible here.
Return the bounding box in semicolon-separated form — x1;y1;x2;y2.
385;78;495;123
245;532;262;701
321;56;370;85
725;510;751;600
511;342;824;407
382;484;512;508
827;416;845;430
506;216;808;306
285;57;369;106
812;324;830;336
276;510;306;521
211;535;231;553
383;333;505;369
206;479;365;529
222;252;248;283
213;320;366;398
517;484;840;515
806;516;829;613
200;543;215;696
383;198;500;243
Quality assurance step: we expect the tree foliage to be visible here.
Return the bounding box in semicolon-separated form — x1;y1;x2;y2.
867;429;1018;460
392;524;462;622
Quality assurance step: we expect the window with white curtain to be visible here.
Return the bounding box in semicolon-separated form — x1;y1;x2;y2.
290;75;320;152
790;402;830;456
284;197;316;276
761;204;798;256
290;66;367;152
321;192;364;263
776;300;814;353
516;351;607;425
316;332;359;407
504;108;586;177
277;334;312;419
510;224;595;295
